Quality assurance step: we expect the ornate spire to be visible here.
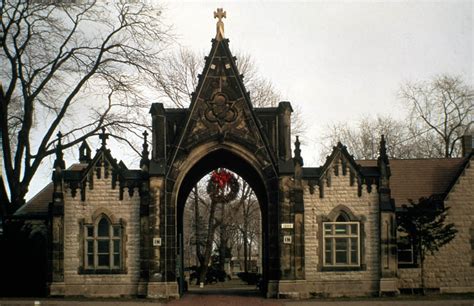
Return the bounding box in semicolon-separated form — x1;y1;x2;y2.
53;131;65;170
293;136;304;166
378;134;389;164
140;130;150;171
214;8;226;41
79;140;91;163
378;134;391;179
99;127;109;148
52;132;65;203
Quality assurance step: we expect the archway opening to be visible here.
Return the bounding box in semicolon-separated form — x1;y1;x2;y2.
176;149;269;296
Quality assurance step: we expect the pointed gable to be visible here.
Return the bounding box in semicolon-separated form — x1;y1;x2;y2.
166;37;277;171
304;142;379;197
17;143;146;217
63;146;144;201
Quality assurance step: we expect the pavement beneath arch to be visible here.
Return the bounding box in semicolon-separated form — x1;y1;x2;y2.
1;280;474;306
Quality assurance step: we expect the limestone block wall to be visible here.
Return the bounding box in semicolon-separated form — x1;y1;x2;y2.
398;158;474;293
303;163;380;297
63;167;141;297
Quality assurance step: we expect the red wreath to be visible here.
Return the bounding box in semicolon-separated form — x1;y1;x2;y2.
207;168;239;203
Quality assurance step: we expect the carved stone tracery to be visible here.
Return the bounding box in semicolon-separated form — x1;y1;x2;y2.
204;92;237;127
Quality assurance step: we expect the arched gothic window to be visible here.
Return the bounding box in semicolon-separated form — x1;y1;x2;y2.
84;216;122;270
323;209;360;267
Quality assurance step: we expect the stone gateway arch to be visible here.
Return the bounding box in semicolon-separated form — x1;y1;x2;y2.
146;12;305;296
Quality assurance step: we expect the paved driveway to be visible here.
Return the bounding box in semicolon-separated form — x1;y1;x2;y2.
2;284;474;306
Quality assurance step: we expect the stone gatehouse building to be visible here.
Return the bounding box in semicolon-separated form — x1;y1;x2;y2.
12;10;474;299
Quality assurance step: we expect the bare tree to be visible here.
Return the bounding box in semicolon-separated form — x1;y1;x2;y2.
155;48;280;108
1;1;171;215
319;76;473;162
400;75;473;158
183;173;262;284
234;181;260;273
184;178;223;285
154;48;200;108
320;115;420;160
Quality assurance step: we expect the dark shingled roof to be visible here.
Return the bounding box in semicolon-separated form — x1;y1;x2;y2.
357;158;466;206
302;167;323;179
15;163;87;216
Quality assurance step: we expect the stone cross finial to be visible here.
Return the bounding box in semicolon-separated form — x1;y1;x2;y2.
293;136;304;166
57;131;63;147
142;130;149;156
214;8;226;41
99;127;108;147
54;131;65;170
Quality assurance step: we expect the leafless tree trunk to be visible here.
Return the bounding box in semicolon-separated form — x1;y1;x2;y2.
193;186;202;267
235;181;259;273
218;201;227;272
198;198;219;285
242;216;249;273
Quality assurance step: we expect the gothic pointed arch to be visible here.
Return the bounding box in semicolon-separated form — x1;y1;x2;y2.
327;204;359;221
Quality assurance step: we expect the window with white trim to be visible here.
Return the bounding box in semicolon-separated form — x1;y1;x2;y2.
323;217;360;267
84;217;122;270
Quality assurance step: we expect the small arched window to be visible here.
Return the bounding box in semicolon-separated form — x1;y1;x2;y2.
84;216;122;270
323;209;360;267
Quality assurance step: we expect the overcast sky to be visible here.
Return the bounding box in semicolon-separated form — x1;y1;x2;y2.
161;0;473;165
25;0;473;199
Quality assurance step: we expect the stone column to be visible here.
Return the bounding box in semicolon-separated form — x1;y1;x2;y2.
49;138;66;296
293;136;305;281
270;174;307;299
279;175;295;281
265;177;280;297
277;102;293;161
138;177;150;296
146;177;179;299
49;173;65;295
150;103;166;162
377;135;399;295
